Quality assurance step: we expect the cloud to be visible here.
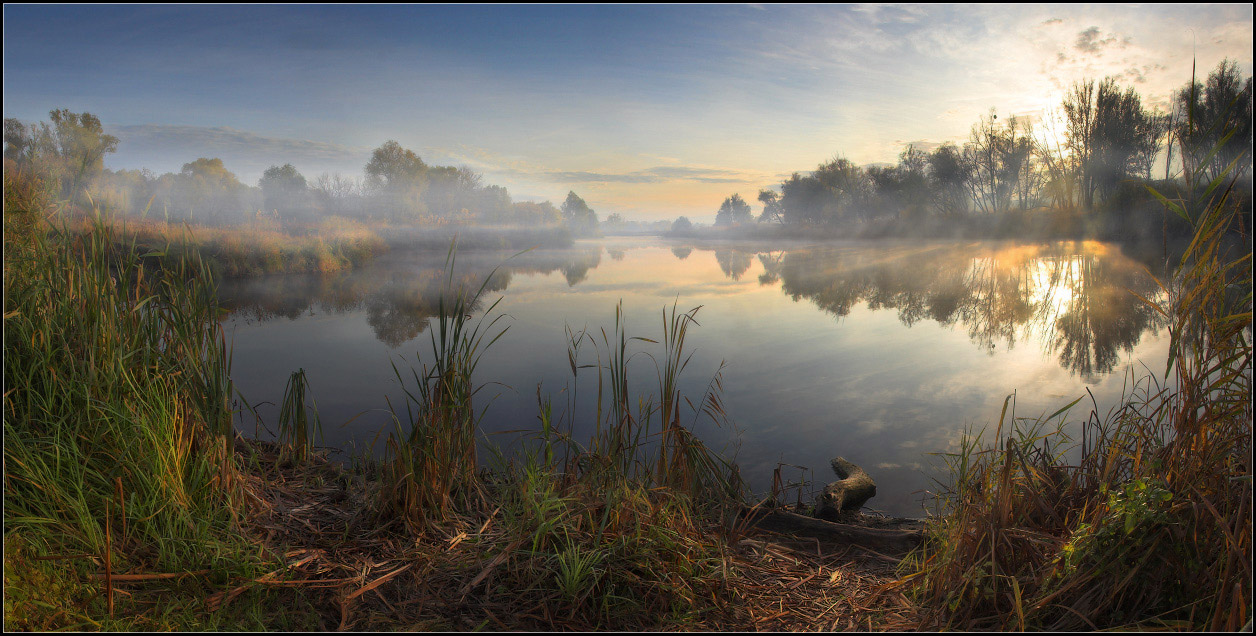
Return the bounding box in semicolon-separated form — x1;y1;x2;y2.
544;165;754;185
1074;26;1125;54
109;124;366;161
103;123;370;181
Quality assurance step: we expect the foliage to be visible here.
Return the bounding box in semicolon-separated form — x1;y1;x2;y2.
714;193;753;226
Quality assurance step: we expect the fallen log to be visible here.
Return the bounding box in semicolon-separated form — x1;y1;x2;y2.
737;507;922;555
816;457;877;521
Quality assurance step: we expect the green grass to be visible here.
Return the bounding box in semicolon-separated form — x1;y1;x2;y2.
3;207;276;628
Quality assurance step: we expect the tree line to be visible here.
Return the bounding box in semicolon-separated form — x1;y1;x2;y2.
2;120;602;234
710;61;1252;240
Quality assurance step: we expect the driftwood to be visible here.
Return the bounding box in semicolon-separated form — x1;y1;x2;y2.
737;507;922;555
816;457;877;521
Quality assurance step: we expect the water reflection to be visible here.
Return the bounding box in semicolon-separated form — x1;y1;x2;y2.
696;242;1161;378
218;247;603;347
220;240;1161;377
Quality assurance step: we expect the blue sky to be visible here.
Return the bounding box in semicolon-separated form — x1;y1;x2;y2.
4;4;1252;221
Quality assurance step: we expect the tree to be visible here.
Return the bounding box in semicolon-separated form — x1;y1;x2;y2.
927;143;970;218
365;140;427;190
365;140;428;220
1174;59;1253;184
757;188;785;224
1063;78;1161;210
561;191;598;234
671;216;693;233
4;109;118;201
778;156;869;225
175;158;247;222
48;109;119;200
714;193;753;226
259;163;309;219
963;109;1015;215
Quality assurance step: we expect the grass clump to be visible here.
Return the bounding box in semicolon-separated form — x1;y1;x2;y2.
3;207;273;628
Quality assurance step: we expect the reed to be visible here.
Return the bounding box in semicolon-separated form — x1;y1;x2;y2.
900;107;1252;630
276;368;322;464
3;207;264;628
375;242;510;531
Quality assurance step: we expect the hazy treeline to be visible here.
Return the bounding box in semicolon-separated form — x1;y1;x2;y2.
709;61;1252;242
2;117;604;235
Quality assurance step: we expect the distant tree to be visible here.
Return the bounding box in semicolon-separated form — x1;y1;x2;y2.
1063;78;1162;210
1174;59;1253;184
757;188;785;224
561;191;598;234
176;157;247;222
365;140;428;219
604;212;625;225
259;163;309;219
868;145;930;219
714;193;753;226
777;156;869;226
47;109;119;200
4;109;118;201
671;216;693;233
475;184;513;223
512;200;562;225
365;140;427;190
963;109;1016;215
927;143;970;218
311;173;365;217
812;156;870;222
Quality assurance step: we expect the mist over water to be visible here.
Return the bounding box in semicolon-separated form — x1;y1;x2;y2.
219;236;1169;518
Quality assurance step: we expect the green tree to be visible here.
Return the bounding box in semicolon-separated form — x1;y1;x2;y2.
48;109;119;200
561;191;598;234
259;163;309;218
757;188;785;224
175;158;246;222
365;140;428;219
3;109;118;201
714;193;753;226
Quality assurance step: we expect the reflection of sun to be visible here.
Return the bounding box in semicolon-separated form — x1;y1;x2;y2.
1028;256;1082;335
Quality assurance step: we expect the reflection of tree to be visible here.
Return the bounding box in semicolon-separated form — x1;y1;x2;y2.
770;242;1161;376
1042;255;1157;378
561;247;602;286
757;251;784;286
671;246;692;260
713;247;754;281
219;248;604;348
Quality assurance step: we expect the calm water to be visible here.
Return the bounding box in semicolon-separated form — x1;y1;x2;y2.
219;236;1169;517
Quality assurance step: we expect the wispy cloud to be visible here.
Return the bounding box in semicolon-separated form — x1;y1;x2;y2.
543;165;755;185
109;124;367;161
103;124;370;180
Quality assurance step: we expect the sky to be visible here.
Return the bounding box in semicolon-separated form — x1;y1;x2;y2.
3;4;1253;222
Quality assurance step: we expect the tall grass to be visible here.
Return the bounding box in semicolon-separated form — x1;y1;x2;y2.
901;117;1252;630
3;207;262;628
276;368;322;464
375;244;510;531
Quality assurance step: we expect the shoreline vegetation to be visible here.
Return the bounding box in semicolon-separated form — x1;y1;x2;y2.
4;64;1253;631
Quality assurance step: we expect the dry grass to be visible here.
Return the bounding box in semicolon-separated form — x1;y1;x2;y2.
221;438;918;631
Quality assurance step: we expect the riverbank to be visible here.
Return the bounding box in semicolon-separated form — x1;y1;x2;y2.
5;185;1250;630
